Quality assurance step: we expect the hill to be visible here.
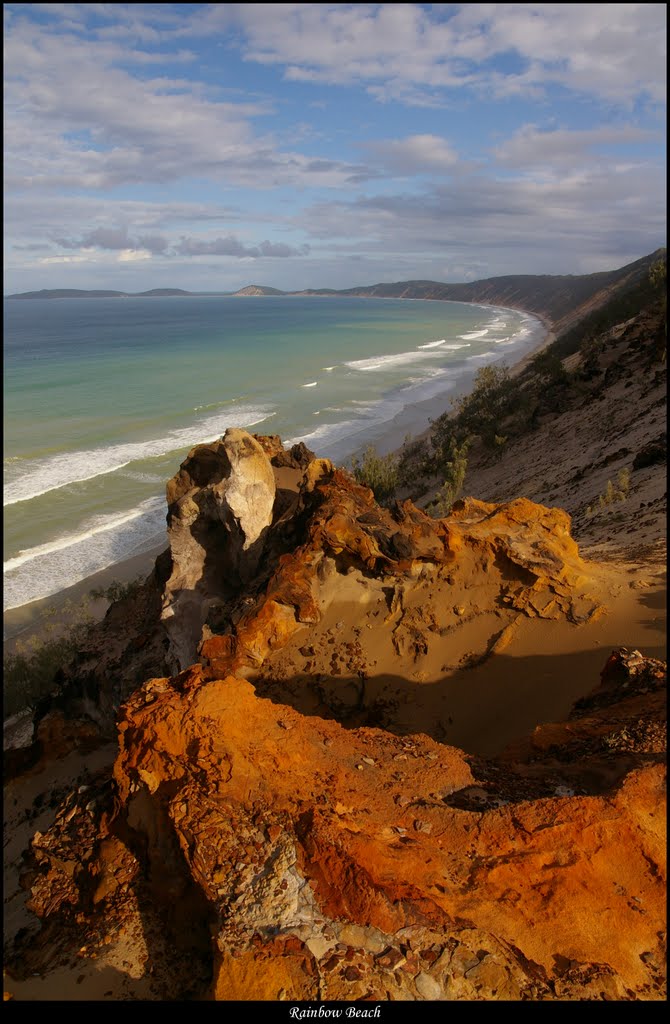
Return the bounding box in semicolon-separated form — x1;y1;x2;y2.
300;248;666;329
232;284;286;297
6;288;193;300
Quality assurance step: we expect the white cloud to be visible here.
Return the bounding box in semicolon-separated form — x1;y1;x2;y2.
118;249;152;262
220;3;666;107
3;4;665;293
494;123;659;172
3;17;371;194
364;134;461;175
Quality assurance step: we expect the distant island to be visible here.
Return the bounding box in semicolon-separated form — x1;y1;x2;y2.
233;284;286;297
6;288;195;300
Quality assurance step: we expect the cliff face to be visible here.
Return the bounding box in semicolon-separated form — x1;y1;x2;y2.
459;302;666;559
302;249;664;325
7;432;666;1001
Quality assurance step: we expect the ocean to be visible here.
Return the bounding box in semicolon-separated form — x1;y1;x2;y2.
3;295;544;615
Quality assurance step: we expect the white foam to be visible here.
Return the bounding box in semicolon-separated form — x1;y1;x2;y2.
301;381;318;388
3;496;167;611
417;339;446;349
4;404;275;507
460;329;489;340
4;497;165;573
345;347;447;372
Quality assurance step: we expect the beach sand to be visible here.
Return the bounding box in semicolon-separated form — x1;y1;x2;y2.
249;548;666;759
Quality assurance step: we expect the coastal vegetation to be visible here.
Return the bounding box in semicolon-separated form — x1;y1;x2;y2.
4;578;144;716
4;252;666;719
350;445;399;504
351;253;666;515
4;603;96;717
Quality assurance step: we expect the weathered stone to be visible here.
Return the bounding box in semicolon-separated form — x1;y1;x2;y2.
161;428;276;670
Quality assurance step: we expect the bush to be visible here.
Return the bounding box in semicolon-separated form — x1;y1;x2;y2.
396;436;435;488
4;616;94;718
89;576;142;603
430;413;467;472
587;468;632;515
530;349;570;388
427;439;469;517
350;446;399;504
454;365;519;448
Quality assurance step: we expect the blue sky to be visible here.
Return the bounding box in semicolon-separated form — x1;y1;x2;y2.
4;3;666;293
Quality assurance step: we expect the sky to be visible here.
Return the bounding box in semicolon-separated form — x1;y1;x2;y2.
3;3;667;294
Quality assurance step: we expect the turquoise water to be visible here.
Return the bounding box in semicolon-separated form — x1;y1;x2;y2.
4;295;543;612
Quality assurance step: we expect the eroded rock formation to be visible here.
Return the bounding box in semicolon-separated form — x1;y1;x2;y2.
6;433;666;1001
161;427;276;671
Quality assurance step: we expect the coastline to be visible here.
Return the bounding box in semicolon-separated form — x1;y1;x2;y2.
3;542;167;651
349;310;554;457
2;304;552;653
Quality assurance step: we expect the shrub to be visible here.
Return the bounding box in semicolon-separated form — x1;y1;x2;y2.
430;413;468;472
396;436;435;488
89;576;142;603
454;365;519;448
530;349;570;387
427;439;469;517
588;467;632;515
4;616;94;717
350;445;399;504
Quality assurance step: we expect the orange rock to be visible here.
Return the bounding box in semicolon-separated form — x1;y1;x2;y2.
110;670;665;1000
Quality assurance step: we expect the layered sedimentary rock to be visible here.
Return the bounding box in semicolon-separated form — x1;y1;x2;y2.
9;433;666;1001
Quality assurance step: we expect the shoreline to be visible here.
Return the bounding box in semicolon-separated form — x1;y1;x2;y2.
2;304;552;648
355;312;554;458
3;542;167;650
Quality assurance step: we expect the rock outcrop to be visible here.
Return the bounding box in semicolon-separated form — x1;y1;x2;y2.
14;650;665;1000
7;433;666;1001
161;428;276;671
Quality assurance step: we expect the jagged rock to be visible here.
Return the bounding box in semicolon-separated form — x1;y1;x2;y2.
49;437;600;731
102;669;665;1000
161;428;276;671
199;486;595;679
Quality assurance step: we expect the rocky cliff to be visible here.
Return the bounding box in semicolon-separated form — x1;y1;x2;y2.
5;430;666;1001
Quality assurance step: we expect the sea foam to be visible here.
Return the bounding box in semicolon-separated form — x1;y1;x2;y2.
3;496;167;611
4;403;275;507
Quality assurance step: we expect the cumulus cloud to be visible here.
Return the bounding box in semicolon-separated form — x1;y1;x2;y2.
295;157;665;274
3;15;372;195
494;124;659;171
214;3;666;106
3;4;665;293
